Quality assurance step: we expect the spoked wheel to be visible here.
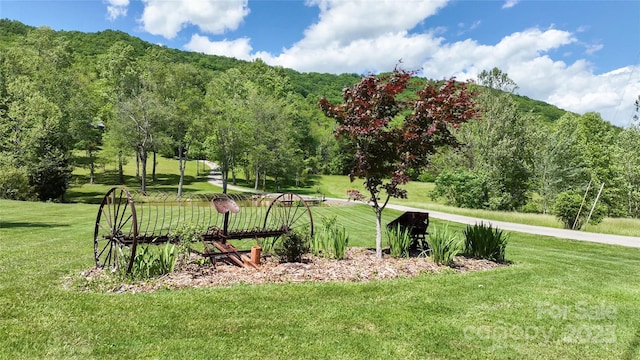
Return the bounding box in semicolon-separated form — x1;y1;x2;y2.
264;193;314;243
93;187;138;273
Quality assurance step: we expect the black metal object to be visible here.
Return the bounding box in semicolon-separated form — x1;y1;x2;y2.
386;211;430;251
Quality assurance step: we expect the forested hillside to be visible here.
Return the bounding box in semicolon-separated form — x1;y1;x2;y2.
1;19;639;222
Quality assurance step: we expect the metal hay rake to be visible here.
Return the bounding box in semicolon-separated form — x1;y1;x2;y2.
93;187;314;273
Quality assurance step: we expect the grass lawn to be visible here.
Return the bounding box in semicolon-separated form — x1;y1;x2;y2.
271;174;640;237
1;196;640;359
69;156;640;237
67;156;222;204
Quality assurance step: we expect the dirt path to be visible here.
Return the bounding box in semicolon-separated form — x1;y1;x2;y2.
200;161;640;248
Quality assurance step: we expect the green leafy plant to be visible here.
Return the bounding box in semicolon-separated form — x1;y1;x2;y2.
462;222;508;263
274;231;310;263
428;224;462;266
311;216;350;260
553;190;605;230
386;225;413;258
119;243;179;280
171;222;204;249
431;169;489;209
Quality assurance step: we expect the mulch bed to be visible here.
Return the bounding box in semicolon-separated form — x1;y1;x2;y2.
77;248;505;293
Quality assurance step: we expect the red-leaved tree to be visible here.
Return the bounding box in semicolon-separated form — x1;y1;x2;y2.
319;68;478;258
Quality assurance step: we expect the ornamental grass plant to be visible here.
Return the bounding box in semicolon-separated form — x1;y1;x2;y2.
462;221;508;263
386;225;413;258
428;224;462;266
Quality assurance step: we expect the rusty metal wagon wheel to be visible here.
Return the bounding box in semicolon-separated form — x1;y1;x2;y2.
93;187;138;273
263;193;314;244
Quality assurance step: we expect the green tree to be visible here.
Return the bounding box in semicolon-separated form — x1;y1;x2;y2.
118;88;169;192
164;63;207;197
431;169;488;208
573;112;625;216
0;27;74;200
531;114;590;213
617;124;640;217
97;42;140;183
467;68;535;210
553;190;605;230
320;69;477;258
203;68;251;193
67;70;104;184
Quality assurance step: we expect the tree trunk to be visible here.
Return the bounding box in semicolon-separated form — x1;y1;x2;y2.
222;158;229;194
254;164;259;191
140;150;147;193
117;151;124;184
177;145;186;198
152;151;157;181
375;206;383;259
243;166;250;184
135;152;140;179
88;149;95;184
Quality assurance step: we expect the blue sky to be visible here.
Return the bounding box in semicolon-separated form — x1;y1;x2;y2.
1;0;639;126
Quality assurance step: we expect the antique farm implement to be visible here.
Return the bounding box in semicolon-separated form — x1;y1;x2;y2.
93;187;314;273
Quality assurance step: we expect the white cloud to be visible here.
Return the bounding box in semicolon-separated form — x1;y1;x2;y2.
585;43;604;55
255;0;447;73
259;31;443;74
105;0;129;21
184;34;254;61
420;28;577;80
502;0;519;9
139;0;249;39
546;66;640;126
300;0;448;48
416;27;639;126
178;0;638;126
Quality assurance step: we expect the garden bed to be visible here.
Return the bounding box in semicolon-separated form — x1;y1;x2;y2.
77;247;505;293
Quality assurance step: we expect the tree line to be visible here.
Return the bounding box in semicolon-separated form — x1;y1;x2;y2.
0;24;344;200
429;68;640;224
1;21;638;224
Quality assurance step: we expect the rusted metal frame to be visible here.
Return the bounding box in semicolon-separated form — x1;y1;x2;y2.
95;188;315;272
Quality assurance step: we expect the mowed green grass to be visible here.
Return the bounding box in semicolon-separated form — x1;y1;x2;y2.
306;175;640;237
68;157;222;204
2;197;640;359
71;156;640;237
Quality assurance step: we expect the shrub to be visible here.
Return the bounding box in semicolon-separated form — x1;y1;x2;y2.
28;151;72;201
0;165;35;201
386;225;413;258
274;231;310;263
170;222;205;255
311;216;350;260
553;190;605;230
431;169;489;209
463;222;508;263
521;197;543;214
120;243;179;280
428;225;462;266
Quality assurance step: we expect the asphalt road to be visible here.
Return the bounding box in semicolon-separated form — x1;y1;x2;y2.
202;161;640;249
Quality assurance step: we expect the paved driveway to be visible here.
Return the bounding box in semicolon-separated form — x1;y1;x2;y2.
386;203;640;248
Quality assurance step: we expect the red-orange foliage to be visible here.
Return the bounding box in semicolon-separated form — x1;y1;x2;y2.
319;68;478;207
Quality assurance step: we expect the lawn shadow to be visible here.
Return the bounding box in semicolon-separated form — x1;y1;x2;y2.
64;190;109;204
246;175;324;196
0;221;69;229
152;173;199;186
623;328;640;360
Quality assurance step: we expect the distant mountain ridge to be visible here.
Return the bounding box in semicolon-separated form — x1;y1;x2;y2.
0;18;568;121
